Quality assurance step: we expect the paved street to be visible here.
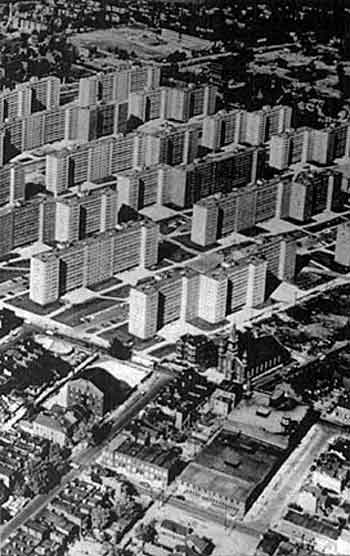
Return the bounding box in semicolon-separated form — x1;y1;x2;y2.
244;422;340;530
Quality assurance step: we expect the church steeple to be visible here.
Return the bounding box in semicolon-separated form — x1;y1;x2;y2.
235;347;248;384
222;323;240;379
227;322;238;354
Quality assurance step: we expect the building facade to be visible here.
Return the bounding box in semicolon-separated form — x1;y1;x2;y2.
30;220;159;305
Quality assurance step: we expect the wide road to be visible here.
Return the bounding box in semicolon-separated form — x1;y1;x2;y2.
244;422;339;530
0;370;171;547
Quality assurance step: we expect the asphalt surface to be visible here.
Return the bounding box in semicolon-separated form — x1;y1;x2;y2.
0;371;171;547
244;422;340;530
167;496;263;537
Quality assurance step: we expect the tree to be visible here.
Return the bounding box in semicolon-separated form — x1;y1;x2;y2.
12;479;26;499
166;50;187;64
110;337;131;360
91;504;111;531
25;461;60;495
136;521;157;547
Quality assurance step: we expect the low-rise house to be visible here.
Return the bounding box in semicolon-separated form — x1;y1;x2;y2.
22;520;48;542
157;519;188;549
0;463;15;488
143;543;171;556
312;454;349;494
101;435;182;489
32;413;72;447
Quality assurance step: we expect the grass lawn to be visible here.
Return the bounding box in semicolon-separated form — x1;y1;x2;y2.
188;316;229;331
0;253;20;263
8;294;63;315
158;240;194;263
148;343;177;359
0;268;27;283
54;298;120;327
88;277;123;292
5;259;30;269
102;285;130;298
175;233;218;252
100;322;164;350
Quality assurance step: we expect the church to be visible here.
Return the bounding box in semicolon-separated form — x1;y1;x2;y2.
217;324;290;388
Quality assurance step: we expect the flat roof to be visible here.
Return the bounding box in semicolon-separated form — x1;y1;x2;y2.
180;461;252;501
195;180;280;207
135;267;197;293
115;437;179;470
284;510;340;540
195;429;283;486
33;219;155;262
205;255;266;280
137;119;200;137
227;392;308;450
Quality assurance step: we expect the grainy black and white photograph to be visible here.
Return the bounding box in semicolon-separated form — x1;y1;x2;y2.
1;1;350;555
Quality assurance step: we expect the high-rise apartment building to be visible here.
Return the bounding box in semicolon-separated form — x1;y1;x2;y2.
244;110;267;146
0;76;60;124
269;123;350;170
178;146;265;208
129;268;195;339
243;105;292;146
129;286;159;339
228;232;297;282
197;270;228;323
55;183;118;243
201;109;245;150
129;84;217;123
44;130;263;203
197;257;268;323
110;134;138;173
191;199;219;247
0;195;58;256
254;234;297;281
45;149;70;195
202;105;292;151
191;179;280;246
0;206;13;257
287;169;343;222
0;163;26;206
129;88;165;122
288;179;314;222
45;136;120;194
29;220;159;305
137;121;200;167
269;127;312;170
128;256;267;338
116;165;175;210
311;123;350;164
0;97;132;166
269;132;292;170
335;222;350;266
30;254;60;306
78;66;161;107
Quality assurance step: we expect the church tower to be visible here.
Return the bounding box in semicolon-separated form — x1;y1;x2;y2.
222;323;239;379
235;347;248;384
